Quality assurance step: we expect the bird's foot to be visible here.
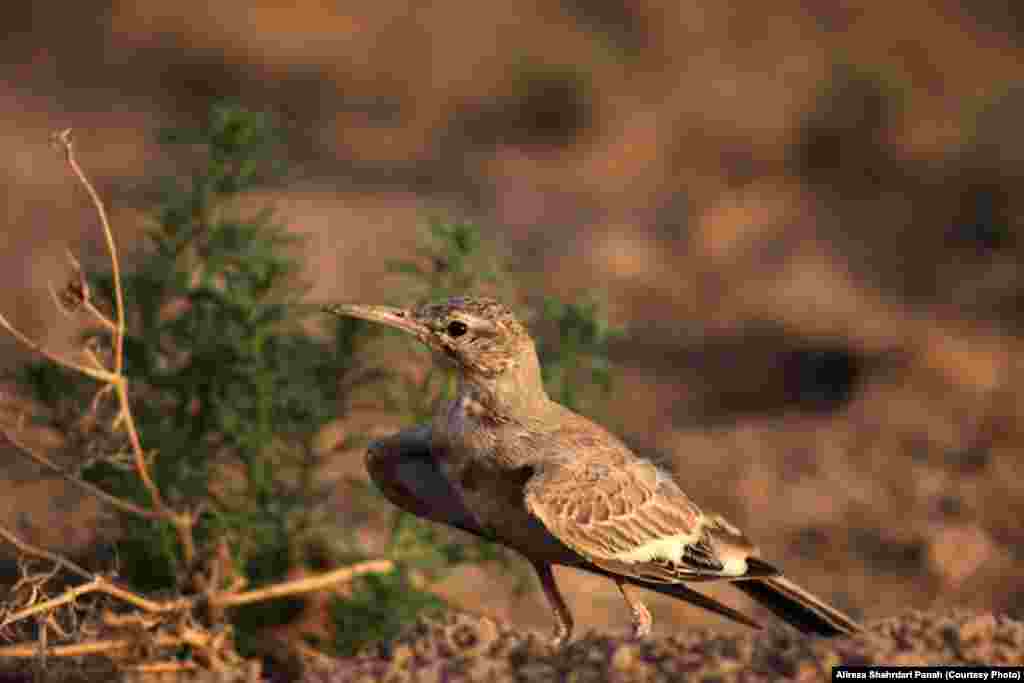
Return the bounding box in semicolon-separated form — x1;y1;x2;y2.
616;579;653;639
548;623;571;648
630;601;652;639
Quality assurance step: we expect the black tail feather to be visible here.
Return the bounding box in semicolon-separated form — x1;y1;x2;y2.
733;576;861;637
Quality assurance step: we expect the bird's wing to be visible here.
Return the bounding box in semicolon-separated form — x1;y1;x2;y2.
524;457;780;584
365;423;493;539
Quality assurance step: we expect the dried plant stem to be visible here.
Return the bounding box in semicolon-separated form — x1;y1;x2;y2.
0;427;161;521
0;525;92;582
0;313;116;385
0;127;400;674
55;130;173;526
1;129;196;564
54;129;126;376
215;560;394;608
0;554;394;657
0;574;186;630
0;631;205;660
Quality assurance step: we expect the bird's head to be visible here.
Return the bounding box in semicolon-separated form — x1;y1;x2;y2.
325;296;536;380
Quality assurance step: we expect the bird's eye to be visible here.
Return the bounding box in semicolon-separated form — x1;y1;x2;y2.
446;320;468;338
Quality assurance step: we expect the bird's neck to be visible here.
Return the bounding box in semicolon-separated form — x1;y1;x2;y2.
456;346;550;421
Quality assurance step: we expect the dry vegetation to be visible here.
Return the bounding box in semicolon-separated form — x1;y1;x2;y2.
0;131;395;680
2;0;1023;680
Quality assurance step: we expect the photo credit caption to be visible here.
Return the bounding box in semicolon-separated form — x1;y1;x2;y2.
834;668;1023;681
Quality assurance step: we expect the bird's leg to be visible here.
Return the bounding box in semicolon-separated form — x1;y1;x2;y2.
530;561;574;647
615;578;652;638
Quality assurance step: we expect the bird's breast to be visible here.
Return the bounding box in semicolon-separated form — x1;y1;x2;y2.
431;400;564;556
438;394;506;455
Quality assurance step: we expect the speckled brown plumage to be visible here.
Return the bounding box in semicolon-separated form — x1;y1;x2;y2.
326;296;861;645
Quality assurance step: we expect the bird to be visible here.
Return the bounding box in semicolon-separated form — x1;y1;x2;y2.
324;295;861;645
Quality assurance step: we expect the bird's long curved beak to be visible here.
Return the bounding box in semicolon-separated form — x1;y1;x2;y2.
323;303;429;340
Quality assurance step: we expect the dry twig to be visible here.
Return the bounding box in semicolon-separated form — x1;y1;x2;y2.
0;130;396;675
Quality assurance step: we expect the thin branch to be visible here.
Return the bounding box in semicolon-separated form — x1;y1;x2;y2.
50;130;189;561
0;427;162;520
0;525;92;582
113;377;190;562
0;575;190;629
0;128;397;676
90;579;191;614
0;557;392;632
121;660;199;675
214;559;394;608
0;632;192;659
66;248;119;333
54;130;126;377
0;312;116;385
81;299;118;332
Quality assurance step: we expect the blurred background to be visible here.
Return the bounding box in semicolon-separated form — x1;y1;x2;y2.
1;0;1023;645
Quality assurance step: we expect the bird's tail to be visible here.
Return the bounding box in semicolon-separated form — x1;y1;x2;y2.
732;575;862;637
